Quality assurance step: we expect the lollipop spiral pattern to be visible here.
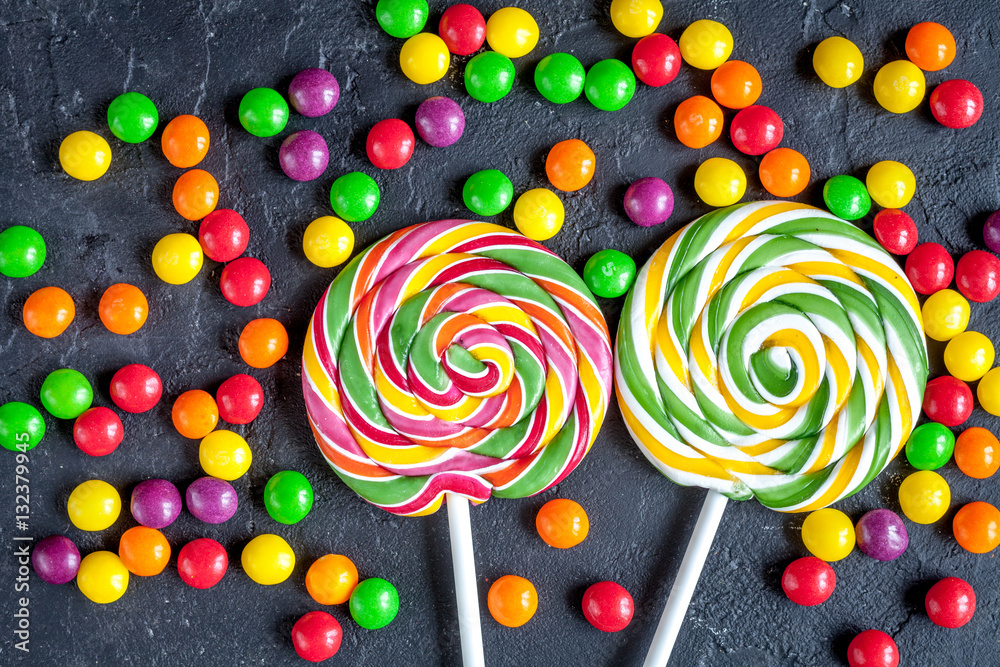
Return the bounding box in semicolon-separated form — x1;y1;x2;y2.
616;202;928;511
303;220;613;516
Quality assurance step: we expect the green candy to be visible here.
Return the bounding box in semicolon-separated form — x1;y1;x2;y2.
238;88;289;137
349;577;400;629
462;169;514;216
585;59;636;112
905;422;955;470
465;52;516;103
107;92;159;143
375;0;428;38
534;53;586;104
0;402;45;452
823;175;871;220
330;172;381;222
584;249;637;298
0;226;46;278
263;470;314;524
39;369;93;420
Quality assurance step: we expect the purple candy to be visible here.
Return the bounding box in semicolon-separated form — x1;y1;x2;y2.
279;130;330;182
288;68;340;118
130;479;182;529
32;535;81;585
984;210;1000;254
624;177;674;227
186;476;238;524
415;96;465;148
856;509;908;561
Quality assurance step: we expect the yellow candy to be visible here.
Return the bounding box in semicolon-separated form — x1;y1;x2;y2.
242;534;295;585
199;430;252;480
679;19;733;70
812;36;864;88
801;507;855;562
873;60;925;113
866;161;915;209
610;0;663;39
486;7;539;59
944;331;995;382
694;157;746;207
67;479;121;531
513;188;564;241
152;233;203;285
76;551;129;604
977;367;1000;416
399;33;450;85
59;131;112;181
921;289;969;341
898;470;950;523
303;216;354;268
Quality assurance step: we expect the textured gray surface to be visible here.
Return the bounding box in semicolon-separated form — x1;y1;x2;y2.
0;0;998;665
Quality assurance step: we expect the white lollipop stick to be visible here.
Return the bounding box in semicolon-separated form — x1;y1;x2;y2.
446;493;486;667
643;490;729;667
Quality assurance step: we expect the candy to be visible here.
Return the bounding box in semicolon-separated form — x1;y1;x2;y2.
585;59;636;112
264;470;314;524
199;209;249;263
219;257;271;307
513;188;564;240
759;148;810;198
172;390;219;439
955;250;1000;302
855;509;908;561
872;209;917;255
984;211;1000;253
905;21;955;72
615;202;928;510
414;96;465;147
674;95;723;149
610;0;662;38
463;169;514;216
873;61;925;113
292;611;342;662
32;535;81;584
177;538;228;589
813;36;864;88
350;578;400;629
118;526;170;576
238;88;289;137
953;501;1000;553
67;479;121;531
847;630;899;667
302;221;613;515
954;427;999;478
485;7;538;58
400;33;450;85
694;157;745;206
624;177;674;227
679;19;733;70
487;575;537;627
781;557;835;606
306;554;359;605
977;367;1000;416
534;53;586;104
304;216;354;268
241;534;295;585
546;139;596;192
535;498;589;548
922;375;972;427
152;233;203;284
898;470;950;523
930;80;984;129
76;551;128;604
0;402;45;452
59;131;111;181
239;318;289;368
801;508;855;562
582;581;634;632
23;286;74;338
822;175;870;220
172;169;219;221
366;119;414;170
130;479;182;529
161;115;210;168
279;131;329;182
439;4;486;56
110;363;162;413
73;407;123;456
217;374;264;424
288;68;340;117
711;60;762;109
730;105;783;155
40;368;92;419
199;430;252;480
904;422;955;470
925;577;975;628
583;249;637;299
375;0;428;38
0;225;46;277
330;172;380;222
631;33;681;87
107;92;158;143
464;51;515;103
186;476;238;524
920;289;968;341
99;283;148;335
905;243;953;295
866;161;915;209
943;330;994;381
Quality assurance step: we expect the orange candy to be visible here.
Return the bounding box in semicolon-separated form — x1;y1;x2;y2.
710;60;762;109
239;318;289;369
953;501;1000;554
23;286;75;338
172;390;219;439
905;22;956;72
98;283;149;335
536;498;589;549
173;169;219;221
674;95;723;149
306;554;359;605
487;575;538;628
162;115;210;168
759;148;811;198
119;526;171;576
954;427;1000;479
545;139;596;192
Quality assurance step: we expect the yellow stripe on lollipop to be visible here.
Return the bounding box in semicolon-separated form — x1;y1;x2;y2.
643;235;677;340
787;261;867;287
740;270;814;308
708;236;757;296
804;418;840;474
303;322;342;411
828;248;922;317
722;201;810;243
823;338;852;408
467;344;514;398
656;308;690;390
792;442;863;513
423;222;505;256
717;377;794;431
688;315;718;388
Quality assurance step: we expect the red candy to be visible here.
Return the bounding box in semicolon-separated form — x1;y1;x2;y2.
923;375;973;427
220;257;270;307
177;538;228;589
366;119;414;170
847;629;899;667
926;576;976;628
581;581;634;632
198;209;249;263
872;209;918;255
781;556;835;606
216;373;264;424
730;105;783;155
904;243;954;294
438;4;486;56
955;250;1000;302
631;33;681;87
292;611;343;662
930;80;984;129
110;364;162;413
73;407;124;456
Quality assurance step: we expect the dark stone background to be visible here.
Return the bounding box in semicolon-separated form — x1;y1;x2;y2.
0;0;997;665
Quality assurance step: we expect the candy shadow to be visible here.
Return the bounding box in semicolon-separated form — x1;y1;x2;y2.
831;628;856;665
904;578;936;615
